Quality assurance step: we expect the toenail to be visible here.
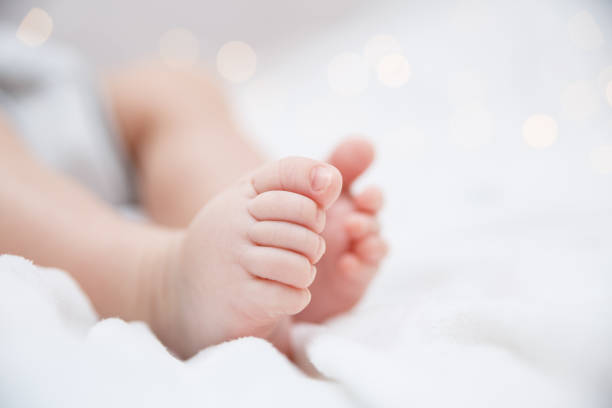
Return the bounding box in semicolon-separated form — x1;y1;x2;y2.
310;265;317;284
310;166;332;192
316;236;326;260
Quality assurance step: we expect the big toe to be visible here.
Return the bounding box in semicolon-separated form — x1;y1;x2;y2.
328;137;375;189
250;157;342;209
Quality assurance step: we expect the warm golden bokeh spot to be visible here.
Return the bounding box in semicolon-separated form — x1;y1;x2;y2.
522;114;558;149
216;41;257;83
376;54;411;88
16;8;53;47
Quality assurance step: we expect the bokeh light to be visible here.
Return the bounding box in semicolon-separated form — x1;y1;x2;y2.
216;41;257;83
16;8;53;47
589;145;612;174
376;54;411;88
449;106;493;149
568;11;604;51
159;28;199;69
522;114;558;149
328;52;369;96
561;80;600;120
363;34;402;67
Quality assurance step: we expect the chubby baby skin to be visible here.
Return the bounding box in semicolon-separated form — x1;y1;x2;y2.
148;149;386;358
0;64;387;359
150;158;342;357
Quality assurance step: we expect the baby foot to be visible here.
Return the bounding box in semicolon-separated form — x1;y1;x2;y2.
150;157;342;358
295;138;388;323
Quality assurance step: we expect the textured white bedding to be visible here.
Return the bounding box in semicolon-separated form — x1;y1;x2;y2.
0;207;610;407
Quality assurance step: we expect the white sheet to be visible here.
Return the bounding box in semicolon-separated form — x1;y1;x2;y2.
1;205;610;407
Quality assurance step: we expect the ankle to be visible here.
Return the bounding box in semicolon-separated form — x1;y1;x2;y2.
267;317;294;357
131;224;185;343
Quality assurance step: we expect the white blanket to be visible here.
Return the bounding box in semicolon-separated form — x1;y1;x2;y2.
1;207;610;407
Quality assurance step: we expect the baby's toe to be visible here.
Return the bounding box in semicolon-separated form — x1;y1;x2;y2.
248;221;326;263
354;235;388;264
250;157;342;209
337;253;377;289
242;279;311;318
354;186;384;214
247;191;325;233
345;212;380;240
240;246;317;289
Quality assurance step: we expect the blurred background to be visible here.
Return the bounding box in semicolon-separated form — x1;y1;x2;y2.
1;0;611;272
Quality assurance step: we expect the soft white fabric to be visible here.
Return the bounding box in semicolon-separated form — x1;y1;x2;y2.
0;256;351;407
1;206;610;408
